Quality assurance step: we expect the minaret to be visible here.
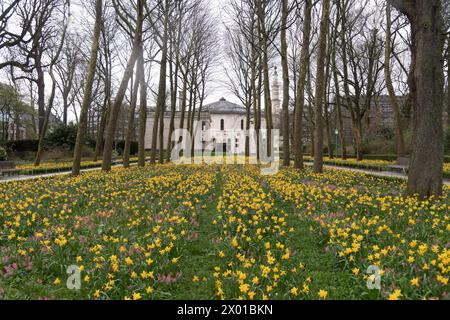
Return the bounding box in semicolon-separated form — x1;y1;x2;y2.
271;67;281;115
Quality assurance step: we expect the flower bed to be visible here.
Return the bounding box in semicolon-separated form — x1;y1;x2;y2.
0;164;448;300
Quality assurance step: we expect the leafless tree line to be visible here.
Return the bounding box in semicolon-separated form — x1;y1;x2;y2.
222;0;449;197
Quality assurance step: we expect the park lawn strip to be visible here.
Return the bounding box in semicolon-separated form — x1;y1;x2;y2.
250;167;362;300
165;168;224;299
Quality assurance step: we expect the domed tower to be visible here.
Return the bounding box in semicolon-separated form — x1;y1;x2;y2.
271;67;281;116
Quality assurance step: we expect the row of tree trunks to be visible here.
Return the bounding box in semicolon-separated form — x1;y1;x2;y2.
256;0;274;157
102;0;145;172
150;0;169;165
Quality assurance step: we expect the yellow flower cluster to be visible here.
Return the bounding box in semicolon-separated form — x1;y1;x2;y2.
17;157;142;173
212;167;319;300
1;162;448;300
0;164;215;300
262;167;450;300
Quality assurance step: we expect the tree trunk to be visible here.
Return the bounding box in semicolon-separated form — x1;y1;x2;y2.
257;0;273;156
123;66;140;168
245;94;251;159
159;93;166;163
281;0;290;166
390;0;445;197
166;56;179;162
250;39;260;162
324;34;333;159
63;93;68;125
34;71;57;167
102;0;143;172
137;45;147;167
72;0;102;176
313;0;330;173
150;3;169;165
36;54;46;136
294;0;312;169
447;36;450;127
332;38;347;159
325;109;333;159
179;73;188;130
93;102;109;162
385;2;406;157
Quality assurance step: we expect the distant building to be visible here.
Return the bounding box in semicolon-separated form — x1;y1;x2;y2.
337;95;409;145
145;69;281;152
145;97;268;153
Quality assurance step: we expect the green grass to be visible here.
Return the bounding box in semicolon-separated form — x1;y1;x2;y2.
160;171;223;300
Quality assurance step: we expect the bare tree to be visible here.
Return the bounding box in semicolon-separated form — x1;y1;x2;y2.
256;0;280;156
385;1;406;157
0;0;39;69
72;0;103;176
93;2;119;162
102;0;146;171
33;1;70;166
280;0;290;166
149;0;171;164
55;33;83;125
293;0;313;169
313;0;331;173
6;0;70;136
390;0;445;197
224;2;255;159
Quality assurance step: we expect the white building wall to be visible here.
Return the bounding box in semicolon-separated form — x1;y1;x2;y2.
145;115;207;150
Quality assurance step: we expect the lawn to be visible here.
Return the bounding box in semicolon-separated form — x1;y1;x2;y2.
0;164;449;300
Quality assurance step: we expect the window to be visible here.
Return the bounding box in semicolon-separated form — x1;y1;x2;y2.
241;119;244;130
220;119;225;131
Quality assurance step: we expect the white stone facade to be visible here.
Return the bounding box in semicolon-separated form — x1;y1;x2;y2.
145;69;280;152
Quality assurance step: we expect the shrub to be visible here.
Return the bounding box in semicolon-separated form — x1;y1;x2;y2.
0;146;7;161
445;128;450;154
81;145;95;158
45;123;78;151
375;127;395;140
115;140;138;156
6;139;39;153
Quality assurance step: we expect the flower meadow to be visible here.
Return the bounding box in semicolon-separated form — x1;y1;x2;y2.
0;164;448;300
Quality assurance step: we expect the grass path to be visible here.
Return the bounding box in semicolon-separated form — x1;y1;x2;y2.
170;166;362;300
166;169;224;300
257;170;363;300
285;216;361;299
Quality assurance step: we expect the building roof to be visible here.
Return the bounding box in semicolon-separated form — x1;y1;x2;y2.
203;97;247;115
